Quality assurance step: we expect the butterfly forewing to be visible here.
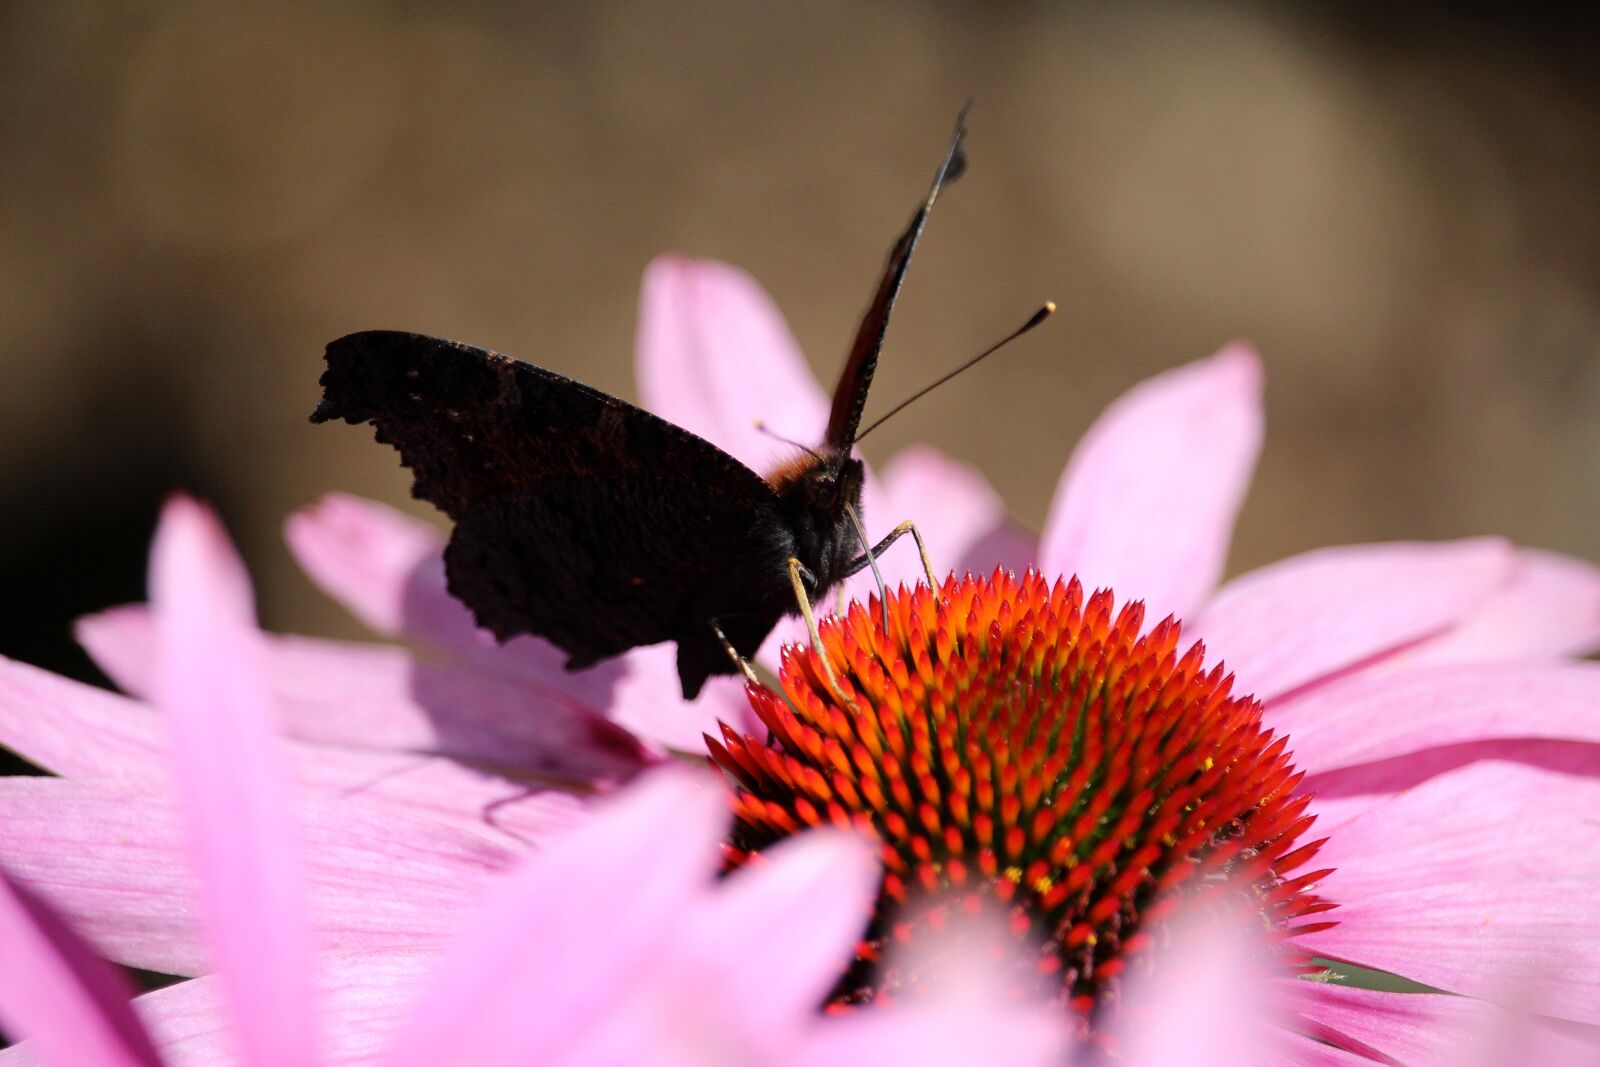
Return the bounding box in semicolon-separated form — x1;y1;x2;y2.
313;330;797;695
824;109;968;449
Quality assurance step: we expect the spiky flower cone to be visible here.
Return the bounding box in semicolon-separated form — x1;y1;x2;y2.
708;570;1334;1021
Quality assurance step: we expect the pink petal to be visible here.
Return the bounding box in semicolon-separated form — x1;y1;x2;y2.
0;866;163;1067
79;606;650;784
383;767;729;1067
150;497;320;1065
2;953;435;1067
1377;547;1600;670
542;829;883;1067
0;654;584;848
279;746;592;847
0;778;510;977
137;953;428;1067
286;494;739;752
1114;914;1280;1067
1192;538;1514;704
1268;1032;1370;1066
635;255;830;473
678;830;878;1034
1299;880;1600;1024
284;495;615;703
1265;663;1600;774
606;643;763;751
283;493;442;640
1312;760;1600;901
879;445;1036;583
788;1003;1072;1067
1283;983;1475;1066
789;924;1074;1067
1304;739;1600;827
1285;981;1599;1067
0;655;166;781
1040;344;1263;624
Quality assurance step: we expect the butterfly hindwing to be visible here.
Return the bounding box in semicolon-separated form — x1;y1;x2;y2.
313;330;795;694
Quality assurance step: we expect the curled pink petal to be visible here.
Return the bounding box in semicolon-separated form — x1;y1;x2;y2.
150;496;320;1064
1192;538;1513;704
1040;343;1263;624
0;866;163;1067
636;255;830;472
384;767;730;1067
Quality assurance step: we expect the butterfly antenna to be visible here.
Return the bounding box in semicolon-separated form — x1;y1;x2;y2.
854;302;1055;442
753;420;824;461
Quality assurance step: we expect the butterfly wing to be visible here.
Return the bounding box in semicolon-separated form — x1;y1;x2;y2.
825;106;968;449
313;330;795;695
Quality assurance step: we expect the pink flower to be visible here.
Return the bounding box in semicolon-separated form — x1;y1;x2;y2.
0;255;1597;1062
634;260;1600;1058
0;499;1070;1066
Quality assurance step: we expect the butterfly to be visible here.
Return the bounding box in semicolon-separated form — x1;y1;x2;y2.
313;113;968;699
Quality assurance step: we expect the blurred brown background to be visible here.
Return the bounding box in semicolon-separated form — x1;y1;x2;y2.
2;1;1598;685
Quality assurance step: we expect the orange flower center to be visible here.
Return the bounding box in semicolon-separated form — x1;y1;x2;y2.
707;569;1335;1017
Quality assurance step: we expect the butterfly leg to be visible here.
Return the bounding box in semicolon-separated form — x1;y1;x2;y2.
841;520;937;588
843;502;891;633
709;618;761;687
788;557;861;714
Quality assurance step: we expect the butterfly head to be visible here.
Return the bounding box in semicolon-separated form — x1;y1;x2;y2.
801;449;865;514
766;448;866;591
766;447;862;509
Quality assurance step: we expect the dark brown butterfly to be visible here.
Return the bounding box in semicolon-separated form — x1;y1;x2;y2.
313;114;968;699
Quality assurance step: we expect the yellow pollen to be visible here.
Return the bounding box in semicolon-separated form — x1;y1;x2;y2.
1004;866;1024;884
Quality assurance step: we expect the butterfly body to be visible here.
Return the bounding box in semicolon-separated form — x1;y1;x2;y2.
314;112;967;699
